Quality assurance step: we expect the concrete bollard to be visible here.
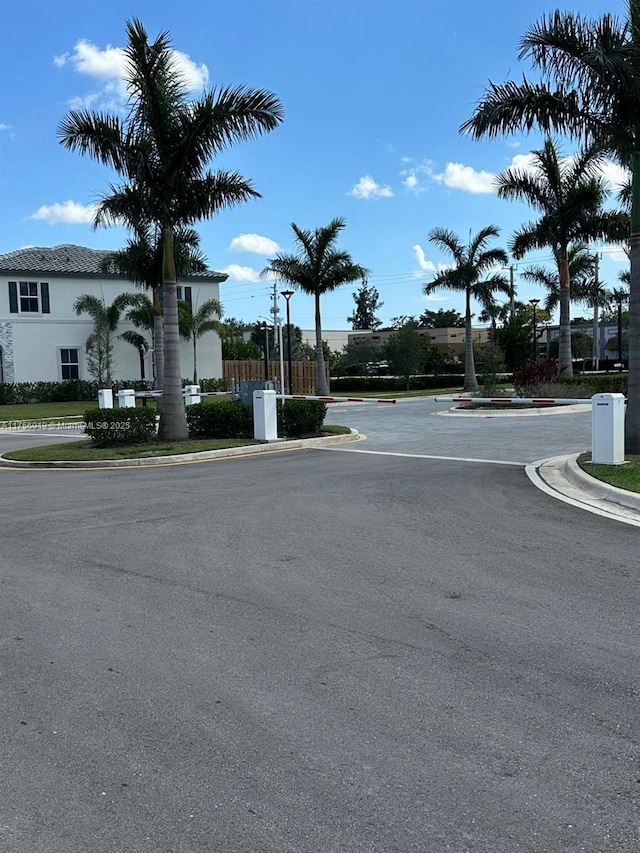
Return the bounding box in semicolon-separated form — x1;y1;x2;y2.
253;389;278;441
98;389;113;409
183;385;201;406
116;389;136;408
591;393;626;465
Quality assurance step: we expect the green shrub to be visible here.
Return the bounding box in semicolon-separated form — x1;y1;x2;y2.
0;379;152;406
278;400;327;436
83;407;157;447
564;373;628;395
186;400;253;438
329;374;464;393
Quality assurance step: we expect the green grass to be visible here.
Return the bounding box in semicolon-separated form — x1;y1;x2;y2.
2;424;352;463
578;453;640;493
2;437;260;462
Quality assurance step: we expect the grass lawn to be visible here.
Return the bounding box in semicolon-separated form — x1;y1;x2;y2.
2;424;352;463
578;453;640;494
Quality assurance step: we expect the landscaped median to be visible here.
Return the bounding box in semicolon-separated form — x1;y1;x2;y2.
0;425;358;468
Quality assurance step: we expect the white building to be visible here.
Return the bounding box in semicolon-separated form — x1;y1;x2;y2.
0;244;227;384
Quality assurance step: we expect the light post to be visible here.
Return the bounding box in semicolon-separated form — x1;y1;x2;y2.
281;290;294;394
262;321;269;382
529;298;540;362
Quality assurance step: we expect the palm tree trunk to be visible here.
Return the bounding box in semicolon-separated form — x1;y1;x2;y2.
158;226;189;440
592;299;599;371
463;287;478;392
152;286;164;393
314;291;329;395
627;222;640;453
558;250;574;378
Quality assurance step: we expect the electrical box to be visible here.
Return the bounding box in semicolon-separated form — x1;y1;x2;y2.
253;389;278;441
591;393;625;465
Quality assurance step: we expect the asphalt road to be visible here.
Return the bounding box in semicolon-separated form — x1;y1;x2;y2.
0;401;638;852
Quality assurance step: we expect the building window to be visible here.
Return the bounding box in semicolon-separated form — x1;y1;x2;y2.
176;286;192;307
60;348;80;380
8;281;50;314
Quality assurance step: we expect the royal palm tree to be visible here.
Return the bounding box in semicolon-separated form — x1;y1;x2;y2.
73;292;139;386
424;226;510;392
460;3;639;447
262;218;367;395
494;139;626;376
102;225;207;390
59;18;283;439
178;298;224;385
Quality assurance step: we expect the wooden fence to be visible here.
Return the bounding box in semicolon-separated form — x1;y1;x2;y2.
222;360;328;395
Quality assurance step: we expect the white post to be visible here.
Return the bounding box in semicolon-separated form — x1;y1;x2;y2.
591;393;625;465
183;384;201;406
98;389;113;409
116;389;136;408
253;389;278;441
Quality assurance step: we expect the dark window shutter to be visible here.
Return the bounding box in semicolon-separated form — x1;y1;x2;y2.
8;282;18;313
41;282;50;313
184;286;192;308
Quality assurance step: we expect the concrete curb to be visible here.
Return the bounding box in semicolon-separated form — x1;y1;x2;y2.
527;452;640;526
0;429;361;470
437;403;591;418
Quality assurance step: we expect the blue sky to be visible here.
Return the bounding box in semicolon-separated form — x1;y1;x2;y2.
0;0;628;334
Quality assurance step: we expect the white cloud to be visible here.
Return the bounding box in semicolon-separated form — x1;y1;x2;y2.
348;175;393;200
403;174;419;191
218;264;262;282
399;158;435;193
600;160;630;193
228;233;280;255
412;244;436;274
28;200;97;225
54;38;209;109
434;162;495;194
0;123;13;131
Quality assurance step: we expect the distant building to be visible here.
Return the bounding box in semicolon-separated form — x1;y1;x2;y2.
0;244;227;383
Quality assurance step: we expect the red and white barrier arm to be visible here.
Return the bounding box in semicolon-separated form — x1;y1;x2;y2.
434;396;593;405
277;394;396;404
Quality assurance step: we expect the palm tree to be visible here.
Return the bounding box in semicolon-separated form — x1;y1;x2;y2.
101;225;208;390
494;139;626;377
424;226;510;392
262;218;367;395
178;298;224;384
59;18;283;440
73;292;138;386
120;330;151;383
460;3;639;447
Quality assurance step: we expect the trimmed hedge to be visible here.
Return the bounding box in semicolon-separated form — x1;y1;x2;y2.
0;379;152;406
563;373;628;395
83;408;157;447
186;400;254;438
329;374;465;393
186;399;327;439
278;400;327;436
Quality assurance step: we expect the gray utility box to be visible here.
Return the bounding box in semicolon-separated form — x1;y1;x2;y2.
591;392;625;465
240;380;276;407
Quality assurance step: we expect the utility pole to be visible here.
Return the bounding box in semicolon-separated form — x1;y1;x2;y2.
592;253;600;371
509;265;515;316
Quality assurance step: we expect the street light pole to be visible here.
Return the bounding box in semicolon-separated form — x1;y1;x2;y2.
529;299;540;362
281;290;294;394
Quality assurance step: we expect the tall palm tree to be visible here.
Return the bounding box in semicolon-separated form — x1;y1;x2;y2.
178;298;224;385
521;243;596;316
73;292;138;386
59;18;283;440
494;139;626;377
262;218;367;395
424;226;510;392
101;225;208;390
460;3;639;447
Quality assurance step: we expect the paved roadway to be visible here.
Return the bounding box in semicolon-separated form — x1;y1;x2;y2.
0;400;638;852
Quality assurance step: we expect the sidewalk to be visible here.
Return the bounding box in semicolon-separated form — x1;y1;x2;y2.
526;454;640;528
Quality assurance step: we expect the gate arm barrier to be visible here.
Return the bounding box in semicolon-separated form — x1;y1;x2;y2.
434;396;593;405
277;394;396;404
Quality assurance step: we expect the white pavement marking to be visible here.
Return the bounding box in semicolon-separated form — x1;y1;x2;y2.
319;447;526;466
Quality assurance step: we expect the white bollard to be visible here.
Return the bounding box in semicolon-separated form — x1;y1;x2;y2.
117;389;136;408
253;389;278;441
98;389;113;409
591;393;626;465
183;384;201;406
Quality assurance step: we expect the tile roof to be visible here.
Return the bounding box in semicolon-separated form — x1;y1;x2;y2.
0;244;227;282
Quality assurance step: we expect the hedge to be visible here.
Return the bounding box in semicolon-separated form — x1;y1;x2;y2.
329;374;465;393
83;408;157;447
186;399;327;439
